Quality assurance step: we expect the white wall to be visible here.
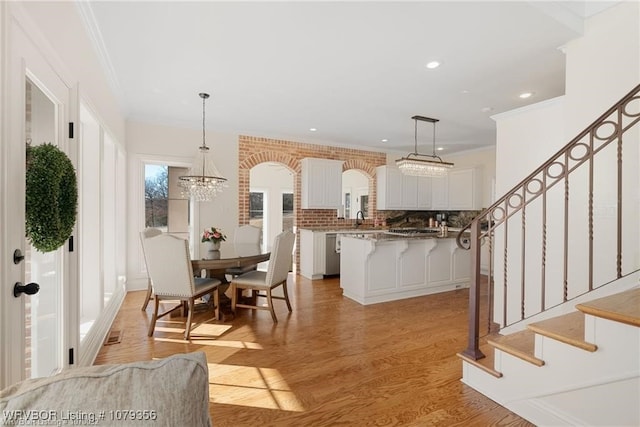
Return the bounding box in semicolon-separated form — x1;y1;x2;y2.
492;2;640;325
126;120;239;290
18;1;125;143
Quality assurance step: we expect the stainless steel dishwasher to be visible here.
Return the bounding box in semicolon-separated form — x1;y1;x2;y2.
325;233;340;276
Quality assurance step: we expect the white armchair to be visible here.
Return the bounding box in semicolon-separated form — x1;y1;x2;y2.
142;233;221;340
139;227;163;311
226;224;262;277
231;230;295;322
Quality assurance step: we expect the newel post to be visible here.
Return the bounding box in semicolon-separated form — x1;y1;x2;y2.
462;220;485;360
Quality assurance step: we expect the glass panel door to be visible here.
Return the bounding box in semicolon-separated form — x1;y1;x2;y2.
24;77;66;378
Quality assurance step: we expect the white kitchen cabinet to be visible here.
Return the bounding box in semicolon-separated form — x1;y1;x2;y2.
377;165;432;211
447;166;483;210
417;176;432;209
401;174;418;209
301;158;343;209
376;165;403;210
300;229;326;280
377;165;482;211
340;236;470;305
431;175;449;210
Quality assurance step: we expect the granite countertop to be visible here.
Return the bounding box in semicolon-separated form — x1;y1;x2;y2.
341;229;468;242
300;227;388;233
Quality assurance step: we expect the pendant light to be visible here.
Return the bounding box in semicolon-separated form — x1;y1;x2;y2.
395;115;453;177
178;92;227;201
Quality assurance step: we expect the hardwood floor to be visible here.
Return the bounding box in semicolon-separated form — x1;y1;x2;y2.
95;275;533;426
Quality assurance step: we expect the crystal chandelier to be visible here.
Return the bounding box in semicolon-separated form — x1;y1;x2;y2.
178;92;227;201
396;115;453;177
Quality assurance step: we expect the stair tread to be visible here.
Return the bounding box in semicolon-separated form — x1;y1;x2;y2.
488;330;545;367
576;287;640;327
457;344;503;378
528;311;597;352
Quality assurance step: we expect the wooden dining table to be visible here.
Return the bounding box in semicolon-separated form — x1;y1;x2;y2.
191;244;271;320
191;243;270;280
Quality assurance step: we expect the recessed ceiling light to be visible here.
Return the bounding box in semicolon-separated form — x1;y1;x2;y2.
481;107;493;113
381;139;388;143
519;92;533;99
309;128;317;132
426;61;440;69
436;147;444;151
461;89;470;94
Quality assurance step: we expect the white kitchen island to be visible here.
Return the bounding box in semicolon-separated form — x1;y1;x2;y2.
340;232;471;305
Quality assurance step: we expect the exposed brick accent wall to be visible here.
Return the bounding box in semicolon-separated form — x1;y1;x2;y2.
238;135;387;268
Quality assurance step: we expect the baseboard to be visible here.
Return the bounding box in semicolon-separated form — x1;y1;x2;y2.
78;283;126;367
505;399;576;426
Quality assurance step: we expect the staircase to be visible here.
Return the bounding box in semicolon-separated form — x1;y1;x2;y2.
458;281;639;426
457;83;640;426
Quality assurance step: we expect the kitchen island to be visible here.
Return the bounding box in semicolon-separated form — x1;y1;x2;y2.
340;231;471;305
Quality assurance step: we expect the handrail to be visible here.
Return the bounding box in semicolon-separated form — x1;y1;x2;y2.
460;84;640;360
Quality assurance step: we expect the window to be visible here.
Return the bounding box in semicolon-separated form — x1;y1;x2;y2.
282;192;293;232
144;164;190;240
78;105;126;344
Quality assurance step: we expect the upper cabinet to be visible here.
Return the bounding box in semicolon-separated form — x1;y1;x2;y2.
431;175;449;210
376;165;483;211
301;158;343;209
377;165;432;210
447;166;483;210
376;165;403;210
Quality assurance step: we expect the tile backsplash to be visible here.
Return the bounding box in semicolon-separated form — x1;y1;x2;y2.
382;210;482;229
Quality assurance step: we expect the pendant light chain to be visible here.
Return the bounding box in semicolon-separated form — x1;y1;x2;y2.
177;92;227;201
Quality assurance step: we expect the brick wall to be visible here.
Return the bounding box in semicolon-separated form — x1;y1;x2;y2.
238;135;387;268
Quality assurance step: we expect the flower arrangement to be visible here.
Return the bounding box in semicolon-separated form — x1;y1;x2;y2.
201;227;226;243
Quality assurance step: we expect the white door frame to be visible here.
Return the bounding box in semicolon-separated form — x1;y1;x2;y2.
0;3;77;387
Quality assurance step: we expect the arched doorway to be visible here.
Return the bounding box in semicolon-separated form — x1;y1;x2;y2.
249;162;294;248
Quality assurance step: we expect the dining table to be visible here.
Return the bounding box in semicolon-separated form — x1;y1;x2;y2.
191;243;271;320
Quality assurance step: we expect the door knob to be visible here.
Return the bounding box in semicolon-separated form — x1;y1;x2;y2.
13;249;25;264
13;282;40;297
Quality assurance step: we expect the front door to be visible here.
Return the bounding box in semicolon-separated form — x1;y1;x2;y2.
1;8;73;387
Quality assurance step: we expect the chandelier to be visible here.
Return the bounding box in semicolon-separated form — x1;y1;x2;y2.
178;92;227;201
395;115;453;177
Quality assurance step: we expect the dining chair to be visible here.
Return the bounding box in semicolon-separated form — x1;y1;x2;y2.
231;230;295;323
139;227;163;311
142;233;221;340
225;224;262;277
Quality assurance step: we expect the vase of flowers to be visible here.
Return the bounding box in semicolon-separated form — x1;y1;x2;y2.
202;227;226;252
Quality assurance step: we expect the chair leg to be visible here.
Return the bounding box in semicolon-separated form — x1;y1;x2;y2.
281;280;292;312
184;298;195;340
148;297;160;337
231;283;238;313
141;279;153;311
266;288;277;323
213;287;220;320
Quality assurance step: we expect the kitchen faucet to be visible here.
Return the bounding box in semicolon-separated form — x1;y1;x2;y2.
355;210;365;228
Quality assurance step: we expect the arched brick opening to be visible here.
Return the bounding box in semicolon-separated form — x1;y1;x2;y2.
238;135;387;271
238;152;299;226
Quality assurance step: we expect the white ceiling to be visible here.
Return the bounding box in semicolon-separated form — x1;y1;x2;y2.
80;1;617;155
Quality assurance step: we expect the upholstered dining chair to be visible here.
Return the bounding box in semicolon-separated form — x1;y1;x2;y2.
225;224;262;278
231;230;295;323
142;233;221;340
139;227;163;310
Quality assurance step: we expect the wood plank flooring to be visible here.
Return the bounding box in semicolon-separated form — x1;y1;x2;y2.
95;274;533;426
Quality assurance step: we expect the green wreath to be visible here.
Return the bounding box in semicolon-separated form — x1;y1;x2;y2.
26;143;78;253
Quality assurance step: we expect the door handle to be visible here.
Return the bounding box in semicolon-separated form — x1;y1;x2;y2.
14;282;40;297
13;249;25;264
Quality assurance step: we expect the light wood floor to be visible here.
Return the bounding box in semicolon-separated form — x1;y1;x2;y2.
95;274;533;426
